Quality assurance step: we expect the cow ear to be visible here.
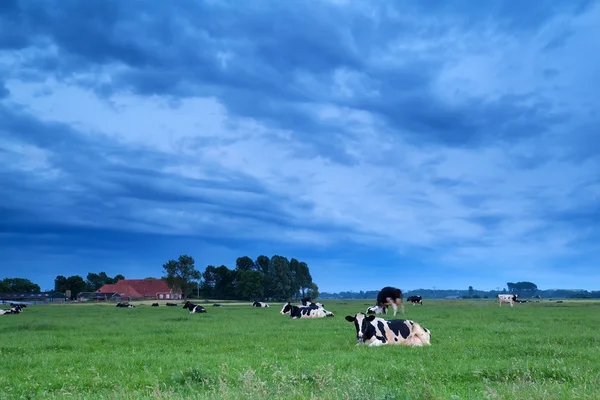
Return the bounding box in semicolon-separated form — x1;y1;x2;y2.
367;315;376;321
345;316;355;322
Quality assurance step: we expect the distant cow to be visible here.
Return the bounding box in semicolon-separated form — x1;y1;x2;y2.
166;302;178;307
252;301;269;307
280;302;334;318
366;305;387;315
183;301;206;313
213;303;222;307
377;286;404;316
497;294;518;307
407;295;423;305
151;303;159;307
116;302;135;308
345;313;431;347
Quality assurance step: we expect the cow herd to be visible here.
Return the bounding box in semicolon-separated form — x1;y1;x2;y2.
7;287;526;348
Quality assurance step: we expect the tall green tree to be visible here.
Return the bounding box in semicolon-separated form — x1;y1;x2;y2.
255;255;270;275
113;274;125;282
66;276;87;299
0;278;41;293
235;256;255;271
306;282;320;300
236;270;264;300
214;265;237;299
297;261;312;297
201;265;217;298
162;254;201;299
54;275;68;292
268;255;292;300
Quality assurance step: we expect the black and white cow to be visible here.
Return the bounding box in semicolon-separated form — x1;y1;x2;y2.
213;303;222;307
252;301;269;307
280;302;334;319
151;303;159;307
497;294;518;307
407;295;423;305
377;286;405;316
1;305;22;315
345;313;431;347
116;302;135;308
182;301;206;313
366;305;387;315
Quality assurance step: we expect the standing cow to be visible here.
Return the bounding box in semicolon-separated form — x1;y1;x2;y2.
407;295;423;305
497;294;518;307
377;286;405;316
345;313;431;347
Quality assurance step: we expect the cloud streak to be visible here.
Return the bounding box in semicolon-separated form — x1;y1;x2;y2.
1;0;599;291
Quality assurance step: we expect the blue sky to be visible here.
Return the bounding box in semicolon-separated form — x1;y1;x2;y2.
1;0;599;293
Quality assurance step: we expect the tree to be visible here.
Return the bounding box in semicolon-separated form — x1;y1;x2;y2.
201;265;217;298
65;276;87;299
235;256;255;271
162;254;201;299
214;265;237;299
0;278;41;293
113;274;125;282
306;282;320;300
297;262;312;297
468;286;474;297
255;255;270;275
54;275;68;292
268;255;292;300
236;270;264;300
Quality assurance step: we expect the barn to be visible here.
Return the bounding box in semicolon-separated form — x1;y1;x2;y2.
96;279;182;300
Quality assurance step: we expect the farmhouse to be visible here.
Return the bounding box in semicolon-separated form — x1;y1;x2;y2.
96;279;182;300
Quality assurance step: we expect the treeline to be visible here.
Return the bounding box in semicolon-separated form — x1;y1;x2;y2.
321;281;600;300
0;278;41;293
162;254;318;301
53;272;126;299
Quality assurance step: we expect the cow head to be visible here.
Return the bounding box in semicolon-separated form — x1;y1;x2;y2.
280;302;293;315
182;301;192;309
345;313;376;341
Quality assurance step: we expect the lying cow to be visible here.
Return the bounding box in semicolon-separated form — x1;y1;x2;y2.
366;305;387;315
497;294;518;307
183;301;206;313
0;305;22;315
116;302;135;308
213;303;222;307
377;286;405;316
280;302;334;319
252;301;269;307
166;302;178;307
280;301;324;314
407;295;423;305
345;312;431;347
151;303;159;307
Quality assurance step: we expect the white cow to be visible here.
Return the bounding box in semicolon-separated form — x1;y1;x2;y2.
497;294;518;307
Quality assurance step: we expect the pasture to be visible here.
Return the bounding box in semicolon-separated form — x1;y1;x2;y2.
1;299;599;400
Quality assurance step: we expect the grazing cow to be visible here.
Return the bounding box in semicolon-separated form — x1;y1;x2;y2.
182;301;206;313
151;303;159;307
213;303;222;307
116;302;135;308
497;294;518;307
407;295;423;305
166;302;178;307
345;313;431;347
366;305;387;315
252;301;269;307
377;286;405;316
280;302;334;318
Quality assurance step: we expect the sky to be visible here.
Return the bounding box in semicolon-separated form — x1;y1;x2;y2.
1;0;599;293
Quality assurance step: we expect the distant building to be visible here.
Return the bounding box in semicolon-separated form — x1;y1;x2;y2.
0;291;67;304
96;279;182;300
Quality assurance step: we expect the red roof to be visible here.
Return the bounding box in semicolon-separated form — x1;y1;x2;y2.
97;279;181;298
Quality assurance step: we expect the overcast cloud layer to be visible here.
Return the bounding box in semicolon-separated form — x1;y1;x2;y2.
1;0;599;292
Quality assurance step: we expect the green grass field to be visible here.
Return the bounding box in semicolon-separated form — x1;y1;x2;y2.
1;299;599;400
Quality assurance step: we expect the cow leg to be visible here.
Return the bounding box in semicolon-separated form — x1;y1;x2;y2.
368;339;385;347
